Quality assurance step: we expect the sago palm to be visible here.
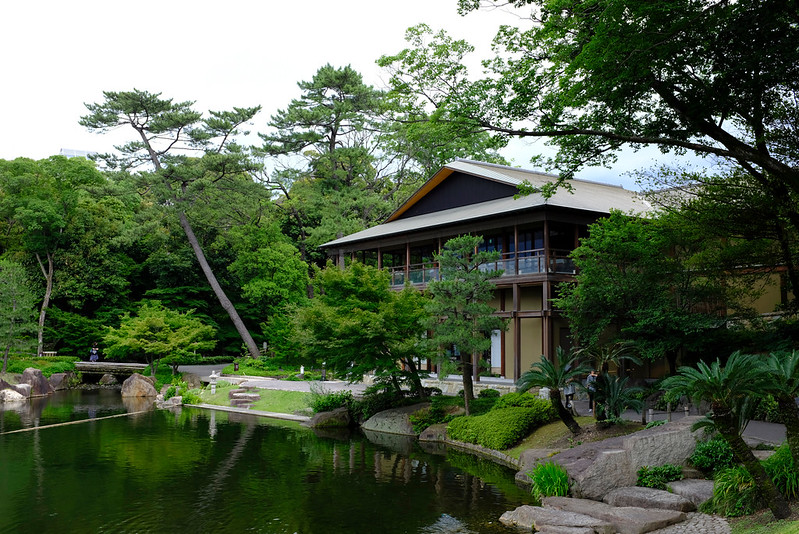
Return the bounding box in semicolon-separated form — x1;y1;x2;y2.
594;373;644;422
517;347;590;435
662;351;790;520
762;350;799;466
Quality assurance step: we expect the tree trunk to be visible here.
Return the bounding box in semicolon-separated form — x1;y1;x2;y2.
776;394;799;466
550;388;582;435
35;252;54;356
404;358;425;399
178;212;261;359
462;354;474;415
715;410;791;520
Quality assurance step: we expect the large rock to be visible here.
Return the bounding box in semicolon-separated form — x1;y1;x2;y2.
603;486;696;512
99;373;119;385
0;388;25;402
361;403;428;436
49;372;74;390
182;372;202;389
500;505;614;533
121;373;157;397
307;407;352;428
666;479;715;508
543;497;686;534
537;418;702;500
21;368;54;397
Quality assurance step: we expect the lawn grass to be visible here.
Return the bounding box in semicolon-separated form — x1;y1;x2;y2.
504;417;643;459
729;502;799;534
193;381;309;414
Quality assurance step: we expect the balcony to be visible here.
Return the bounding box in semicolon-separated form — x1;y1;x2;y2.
388;249;576;286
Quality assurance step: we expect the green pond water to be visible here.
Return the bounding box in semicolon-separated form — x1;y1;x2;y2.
0;390;533;533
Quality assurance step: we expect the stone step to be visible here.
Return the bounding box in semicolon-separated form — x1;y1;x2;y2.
499;504;614;534
666;479;715;508
543;497;687;534
229;399;255;408
228;388;247;399
231;392;261;402
603;486;696;512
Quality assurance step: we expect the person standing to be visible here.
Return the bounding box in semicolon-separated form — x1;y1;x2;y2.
89;342;99;362
586;369;598;413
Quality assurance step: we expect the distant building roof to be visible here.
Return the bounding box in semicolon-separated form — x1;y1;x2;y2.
322;160;652;248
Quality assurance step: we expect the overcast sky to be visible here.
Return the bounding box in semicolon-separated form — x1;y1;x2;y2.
1;1;697;190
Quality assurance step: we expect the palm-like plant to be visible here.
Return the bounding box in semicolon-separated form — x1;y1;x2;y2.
517;347;590;435
593;373;644;423
762;350;799;465
578;340;643;375
662;351;790;520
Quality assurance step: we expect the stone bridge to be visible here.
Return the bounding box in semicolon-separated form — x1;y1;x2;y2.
74;361;148;382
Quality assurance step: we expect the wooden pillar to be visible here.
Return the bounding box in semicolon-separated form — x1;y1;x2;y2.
542;281;552;361
513;283;521;380
543;219;551;273
514;224;519;275
405;242;411;279
377;247;382;270
500;290;506;378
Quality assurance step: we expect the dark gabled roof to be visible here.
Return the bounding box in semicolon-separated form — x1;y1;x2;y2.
321;160;652;249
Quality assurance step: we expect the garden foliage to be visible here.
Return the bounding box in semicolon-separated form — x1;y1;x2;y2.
636;464;682;490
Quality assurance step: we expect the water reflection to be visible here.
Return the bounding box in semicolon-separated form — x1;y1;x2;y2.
0;391;531;533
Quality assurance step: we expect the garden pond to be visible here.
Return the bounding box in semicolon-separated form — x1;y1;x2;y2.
0;390;533;533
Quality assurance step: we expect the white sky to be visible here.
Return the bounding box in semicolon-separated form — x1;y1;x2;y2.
1;0;697;190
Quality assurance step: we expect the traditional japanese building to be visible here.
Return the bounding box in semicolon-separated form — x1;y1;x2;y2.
321;160;653;380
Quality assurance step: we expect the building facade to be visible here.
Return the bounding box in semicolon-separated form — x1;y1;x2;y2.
321;160;652;380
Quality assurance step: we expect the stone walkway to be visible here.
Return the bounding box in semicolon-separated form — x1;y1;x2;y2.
650;512;730;534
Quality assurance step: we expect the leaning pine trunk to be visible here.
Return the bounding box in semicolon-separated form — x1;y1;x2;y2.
36;252;54;356
550;388;581;435
178;212;260;359
714;409;791;520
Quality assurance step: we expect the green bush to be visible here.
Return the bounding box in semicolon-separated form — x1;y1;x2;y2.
5;356;79;377
705;465;762;517
690;438;735;474
529;461;570;501
636;464;683;490
752;395;783;424
409;406;446;434
447;406;553;450
182;389;202;405
478;388;501;398
644;419;667;429
492;391;545;410
350;386;404;422
308;390;353;414
763;444;799;500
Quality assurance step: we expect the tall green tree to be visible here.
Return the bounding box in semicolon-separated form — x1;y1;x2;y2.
0;260;38;372
663;352;792;519
383;2;799;188
104;300;216;377
0;156;104;354
81;89;264;357
556;211;751;373
261;65;509;265
425;235;507;414
293;262;430;395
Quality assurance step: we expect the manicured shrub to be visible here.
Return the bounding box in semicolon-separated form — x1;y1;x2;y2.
492;391;544;410
529;461;570;501
690;438;735;474
478;388;501;398
636;464;683;490
763;444;799;500
181;390;202;405
447;406;553;450
705;466;762;517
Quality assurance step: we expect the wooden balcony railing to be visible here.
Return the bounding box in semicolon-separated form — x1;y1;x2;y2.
387;249;576;286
